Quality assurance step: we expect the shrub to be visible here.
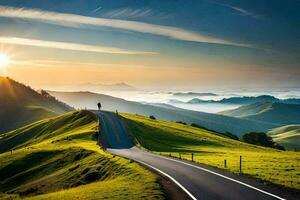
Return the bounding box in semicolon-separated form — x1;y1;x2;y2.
84;171;99;183
149;115;156;120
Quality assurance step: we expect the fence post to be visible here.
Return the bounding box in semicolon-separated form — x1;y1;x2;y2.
224;159;227;168
192;153;194;162
240;156;242;174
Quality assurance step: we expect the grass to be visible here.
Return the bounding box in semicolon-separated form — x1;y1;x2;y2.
0;111;163;200
122;113;300;190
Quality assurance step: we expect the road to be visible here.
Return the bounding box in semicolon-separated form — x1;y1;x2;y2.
97;111;294;200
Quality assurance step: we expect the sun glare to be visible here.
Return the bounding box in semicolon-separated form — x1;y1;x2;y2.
0;53;10;69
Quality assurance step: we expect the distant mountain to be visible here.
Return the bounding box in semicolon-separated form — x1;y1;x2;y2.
0;77;73;133
48;91;278;137
171;92;218;97
76;82;138;91
186;95;300;105
168;99;186;104
188;98;211;104
219;102;300;125
142;102;179;109
267;125;300;150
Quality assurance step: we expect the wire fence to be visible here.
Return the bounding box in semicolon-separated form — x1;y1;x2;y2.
152;151;300;190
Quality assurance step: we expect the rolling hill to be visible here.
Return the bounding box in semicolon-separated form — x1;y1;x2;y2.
0;111;163;199
267;125;300;150
0;77;73;133
219;102;300;125
48;91;278;136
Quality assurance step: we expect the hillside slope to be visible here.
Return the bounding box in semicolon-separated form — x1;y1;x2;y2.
0;111;163;200
219;102;273;118
219;102;300;125
267;125;300;150
0;77;73;133
122;113;300;190
48;91;277;136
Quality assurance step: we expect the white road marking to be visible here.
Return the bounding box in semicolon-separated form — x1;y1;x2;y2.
137;160;198;200
156;155;286;200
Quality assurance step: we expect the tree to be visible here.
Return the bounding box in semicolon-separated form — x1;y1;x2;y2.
97;102;101;110
242;132;285;150
40;90;50;97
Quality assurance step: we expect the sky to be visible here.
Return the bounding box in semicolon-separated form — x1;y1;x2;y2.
0;0;299;90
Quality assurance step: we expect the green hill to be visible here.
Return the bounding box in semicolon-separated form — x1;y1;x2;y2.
121;113;300;190
0;77;73;133
0;111;162;200
267;125;300;150
219;102;300;125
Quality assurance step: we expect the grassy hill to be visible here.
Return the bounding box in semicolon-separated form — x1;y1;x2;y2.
267;125;300;150
0;111;162;200
0;77;73;133
121;113;300;190
219;102;300;125
48;91;277;136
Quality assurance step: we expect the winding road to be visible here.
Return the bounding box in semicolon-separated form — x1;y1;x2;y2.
97;111;295;200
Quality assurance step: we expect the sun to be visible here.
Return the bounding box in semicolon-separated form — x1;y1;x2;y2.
0;53;10;69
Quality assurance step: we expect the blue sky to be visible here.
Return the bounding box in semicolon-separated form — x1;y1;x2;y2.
0;0;299;89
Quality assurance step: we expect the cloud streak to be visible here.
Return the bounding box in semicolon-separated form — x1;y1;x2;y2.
211;1;263;19
11;59;134;68
0;6;251;48
0;36;156;54
103;8;153;19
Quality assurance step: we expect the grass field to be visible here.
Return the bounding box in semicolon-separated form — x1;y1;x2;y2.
122;113;300;190
0;111;163;200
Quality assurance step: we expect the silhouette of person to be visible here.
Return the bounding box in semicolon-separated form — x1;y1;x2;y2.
97;102;101;110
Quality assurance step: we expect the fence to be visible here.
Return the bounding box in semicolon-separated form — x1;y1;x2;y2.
155;151;300;190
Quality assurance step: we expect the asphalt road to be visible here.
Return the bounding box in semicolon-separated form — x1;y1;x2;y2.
96;111;296;200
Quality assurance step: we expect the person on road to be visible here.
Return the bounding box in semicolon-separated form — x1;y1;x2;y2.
97;102;101;110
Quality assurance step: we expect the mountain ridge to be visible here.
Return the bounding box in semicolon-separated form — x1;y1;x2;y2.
48;90;279;137
177;95;300;105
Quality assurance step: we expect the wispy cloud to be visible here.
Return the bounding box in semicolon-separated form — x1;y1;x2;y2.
0;6;252;48
11;59;144;68
225;5;262;19
0;36;156;55
212;1;263;19
91;6;102;13
103;8;153;19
